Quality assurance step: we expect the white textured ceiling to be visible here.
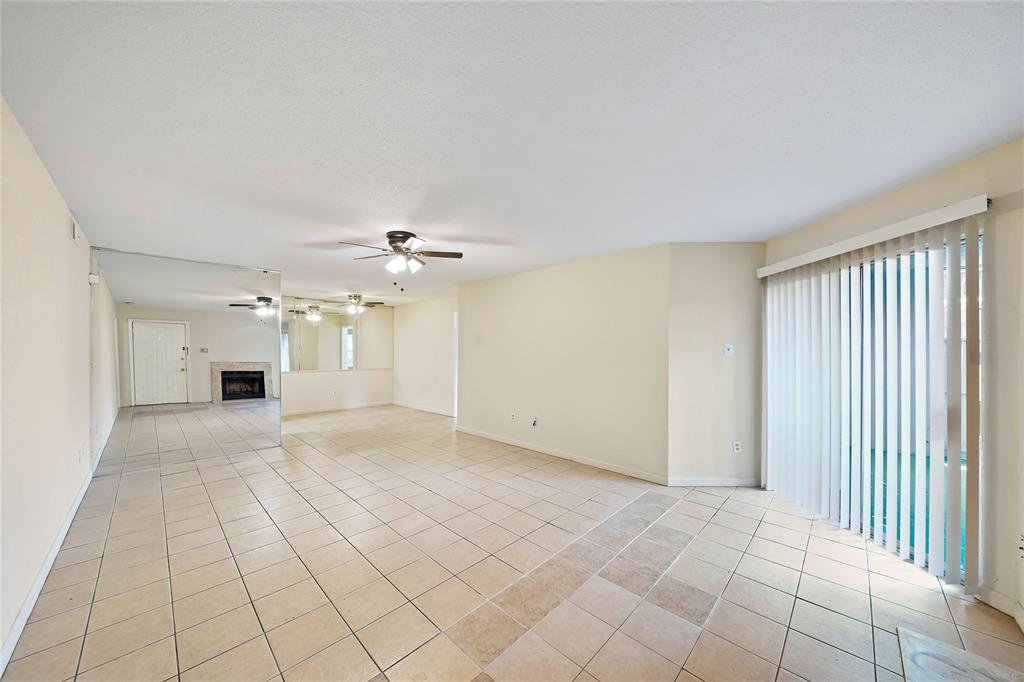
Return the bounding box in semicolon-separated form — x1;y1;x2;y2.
95;248;280;312
3;2;1022;302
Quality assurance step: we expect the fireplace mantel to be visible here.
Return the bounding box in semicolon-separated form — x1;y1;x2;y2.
211;361;274;402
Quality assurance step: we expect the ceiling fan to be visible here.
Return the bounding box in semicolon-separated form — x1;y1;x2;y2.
229;295;276;317
339;230;463;274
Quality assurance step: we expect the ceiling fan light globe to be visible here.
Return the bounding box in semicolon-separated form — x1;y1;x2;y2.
407;257;424;274
357;305;366;313
306;312;322;322
385;254;407;273
347;304;357;314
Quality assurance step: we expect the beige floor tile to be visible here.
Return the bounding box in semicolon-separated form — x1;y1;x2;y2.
11;604;90;661
570;575;641;628
806;536;867;569
180;634;280;682
873;627;903;674
79;604;174;672
466;524;519;554
318;556;382;600
495;539;551;573
534;600;615;667
0;636;82;682
282;634;380;682
447;603;527;667
734;553;801;595
684;631;777;682
169;539;232;575
801;553;869;593
872;597;962;646
665;555;731;596
585;631;679;682
949;598;1024;646
301;539;360;575
243;557;311;600
77;636;177;682
172;557;241;599
366;539;425;574
621;600;701;666
28;580;96;622
459;556;522;598
388;557;452;599
335;577;408;630
681;538;742;572
960;627;1024;673
870;572;950;620
796;573;871;623
349;525;403;554
722;574;793;625
355;603;438;670
780;630;875;682
88;579;171;631
597;557;662;597
790;599;874;661
488;631;580;682
557;539;615;572
744;537;805;571
254;578;330;630
172;578;249;631
414;577;485;629
387;634;480;682
526;524;577;552
704;598;785;664
177;603;263;671
492;576;564;628
235;539;297;575
645;576;717;627
433;539;489;573
41;558;101;593
94;558;169;601
268;603;351;670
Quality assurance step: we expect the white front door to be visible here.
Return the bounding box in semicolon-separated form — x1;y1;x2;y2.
131;321;188;405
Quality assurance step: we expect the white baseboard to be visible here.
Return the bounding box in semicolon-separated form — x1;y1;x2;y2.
282;400;392;417
393;401;454;418
667;476;761;487
0;453;100;676
975;584;1020;621
455;426;668;485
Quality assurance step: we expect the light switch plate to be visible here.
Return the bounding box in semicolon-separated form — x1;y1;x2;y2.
724;343;734;357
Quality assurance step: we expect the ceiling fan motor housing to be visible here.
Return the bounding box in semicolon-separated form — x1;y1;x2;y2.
386;231;417;250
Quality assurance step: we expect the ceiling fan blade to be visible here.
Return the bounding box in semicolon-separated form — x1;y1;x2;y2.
338;240;389;251
354;253;389;261
365;301;385;306
228;303;253;307
417;250;463;259
403;236;426;251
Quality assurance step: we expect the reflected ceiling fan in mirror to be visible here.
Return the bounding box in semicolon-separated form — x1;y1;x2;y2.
339;231;463;274
342;294;383;314
229;295;276;317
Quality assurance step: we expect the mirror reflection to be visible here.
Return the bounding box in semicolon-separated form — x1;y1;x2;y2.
282;296;393;372
93;248;282;448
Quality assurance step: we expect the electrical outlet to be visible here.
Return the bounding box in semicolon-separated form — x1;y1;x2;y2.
531;416;539;428
732;440;742;454
511;413;516;422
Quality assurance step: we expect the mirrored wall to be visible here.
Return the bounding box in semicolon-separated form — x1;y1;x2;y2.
281;296;394;372
93;248;282;448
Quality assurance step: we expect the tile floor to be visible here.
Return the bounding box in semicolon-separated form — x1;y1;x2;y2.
4;404;1023;681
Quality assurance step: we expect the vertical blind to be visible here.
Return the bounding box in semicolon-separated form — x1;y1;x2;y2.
764;217;982;584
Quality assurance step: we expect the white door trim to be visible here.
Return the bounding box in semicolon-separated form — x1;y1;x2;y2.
128;318;191;405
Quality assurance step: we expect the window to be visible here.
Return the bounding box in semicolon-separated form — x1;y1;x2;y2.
763;217;982;586
341;326;354;370
281;328;290;372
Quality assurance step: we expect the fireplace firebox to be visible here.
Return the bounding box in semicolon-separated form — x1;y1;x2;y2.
221;370;266;400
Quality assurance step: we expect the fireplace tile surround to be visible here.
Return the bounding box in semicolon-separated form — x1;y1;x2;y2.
210;361;274;402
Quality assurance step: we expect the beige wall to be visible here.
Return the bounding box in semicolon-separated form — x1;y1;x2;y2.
0;99;116;661
280;369;393;416
765;136;1024;620
394;297;457;417
357;306;394;370
668;243;765;484
458;244;672;483
117;304;281;404
89;253;119;464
